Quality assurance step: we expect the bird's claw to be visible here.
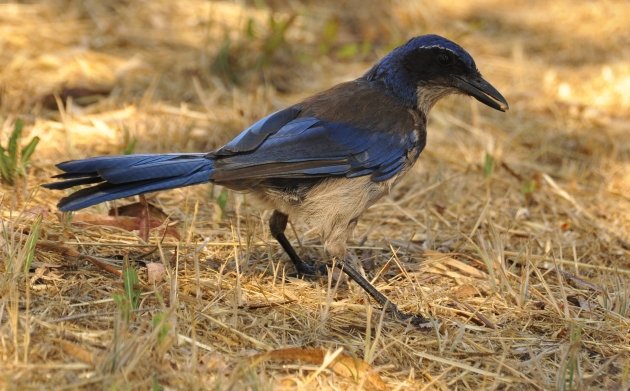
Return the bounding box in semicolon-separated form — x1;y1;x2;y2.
291;261;328;280
389;308;434;329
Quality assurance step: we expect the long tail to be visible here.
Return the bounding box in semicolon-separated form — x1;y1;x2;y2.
43;153;214;211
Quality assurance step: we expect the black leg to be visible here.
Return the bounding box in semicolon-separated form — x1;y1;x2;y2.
335;258;432;328
269;210;326;277
269;210;431;327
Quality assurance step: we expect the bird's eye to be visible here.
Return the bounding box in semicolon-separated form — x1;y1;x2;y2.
438;53;452;65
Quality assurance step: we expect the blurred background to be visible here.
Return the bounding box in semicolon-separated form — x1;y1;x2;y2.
1;1;628;389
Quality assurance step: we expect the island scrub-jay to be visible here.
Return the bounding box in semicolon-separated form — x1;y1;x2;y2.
45;35;508;326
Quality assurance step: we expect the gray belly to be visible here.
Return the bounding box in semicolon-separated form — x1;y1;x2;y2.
252;175;400;256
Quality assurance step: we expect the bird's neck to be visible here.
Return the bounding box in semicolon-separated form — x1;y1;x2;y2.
364;62;418;109
415;85;456;115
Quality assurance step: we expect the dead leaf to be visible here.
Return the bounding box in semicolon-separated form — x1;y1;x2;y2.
71;212;180;240
146;262;166;284
450;284;480;299
253;347;388;391
58;339;95;364
109;201;168;220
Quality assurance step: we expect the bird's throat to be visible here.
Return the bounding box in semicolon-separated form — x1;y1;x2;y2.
415;85;457;114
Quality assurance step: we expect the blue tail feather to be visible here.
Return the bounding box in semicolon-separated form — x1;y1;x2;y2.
43;153;214;211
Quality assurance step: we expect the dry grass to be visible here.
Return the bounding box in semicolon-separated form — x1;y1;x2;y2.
1;0;629;389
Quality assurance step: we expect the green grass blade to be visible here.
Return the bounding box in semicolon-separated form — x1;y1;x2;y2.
122;262;141;311
483;152;495;178
0;145;11;183
8;118;24;165
20;136;40;165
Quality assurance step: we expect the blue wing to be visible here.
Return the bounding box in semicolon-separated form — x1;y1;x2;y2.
210;107;417;183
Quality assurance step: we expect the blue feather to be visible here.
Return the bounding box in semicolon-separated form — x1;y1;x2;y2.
58;170;211;211
45;154;214;211
211;118;413;182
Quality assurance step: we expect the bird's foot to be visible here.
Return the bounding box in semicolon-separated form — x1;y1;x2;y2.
387;306;434;329
289;260;328;280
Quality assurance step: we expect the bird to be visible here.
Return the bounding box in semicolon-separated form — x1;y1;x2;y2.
44;34;508;327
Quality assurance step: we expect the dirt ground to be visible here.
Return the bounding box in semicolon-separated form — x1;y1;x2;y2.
1;1;628;389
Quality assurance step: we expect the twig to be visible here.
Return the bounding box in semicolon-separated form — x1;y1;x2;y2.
36;240;121;276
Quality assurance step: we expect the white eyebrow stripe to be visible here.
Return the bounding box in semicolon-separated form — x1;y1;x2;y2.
417;45;458;55
419;45;448;49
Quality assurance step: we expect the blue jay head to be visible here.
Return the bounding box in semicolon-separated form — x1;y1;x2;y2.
365;35;508;112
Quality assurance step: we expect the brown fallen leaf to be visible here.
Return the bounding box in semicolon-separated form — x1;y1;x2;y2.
57;339;95;365
109;201;168;220
450;284;480;299
146;262;166;284
72;212;180;240
110;196;161;242
252;347;388;391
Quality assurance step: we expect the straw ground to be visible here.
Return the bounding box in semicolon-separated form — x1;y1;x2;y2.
1;1;628;389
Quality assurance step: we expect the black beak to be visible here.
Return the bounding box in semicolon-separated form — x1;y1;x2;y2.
453;75;509;112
